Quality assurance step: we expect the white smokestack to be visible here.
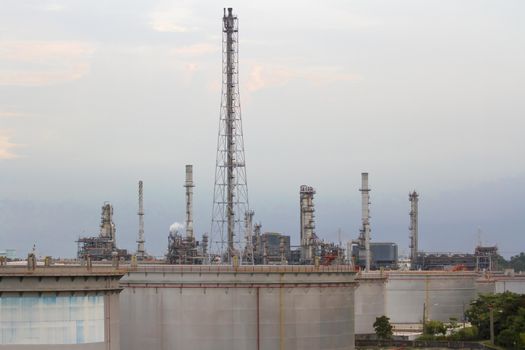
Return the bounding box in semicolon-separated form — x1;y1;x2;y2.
137;180;145;258
360;173;371;272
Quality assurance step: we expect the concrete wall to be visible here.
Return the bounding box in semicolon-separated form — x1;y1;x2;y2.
386;272;477;323
120;266;356;350
354;273;386;334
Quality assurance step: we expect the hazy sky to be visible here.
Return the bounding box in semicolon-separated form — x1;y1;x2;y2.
1;0;524;258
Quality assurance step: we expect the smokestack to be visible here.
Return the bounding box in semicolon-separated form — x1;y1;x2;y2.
409;191;419;268
136;181;145;258
359;173;371;272
184;165;194;240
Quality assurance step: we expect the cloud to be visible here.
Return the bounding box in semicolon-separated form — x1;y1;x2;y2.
0;110;26;118
0;63;90;87
0;41;95;86
38;2;66;12
0;41;94;62
171;43;218;57
149;7;196;33
0;131;19;160
245;63;358;92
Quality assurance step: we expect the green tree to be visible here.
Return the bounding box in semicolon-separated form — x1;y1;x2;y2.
423;320;447;336
509;253;525;272
373;315;393;340
466;292;525;348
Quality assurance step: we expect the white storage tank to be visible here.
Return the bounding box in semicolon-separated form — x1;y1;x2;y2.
386;271;477;324
0;266;123;350
120;265;357;350
354;272;386;334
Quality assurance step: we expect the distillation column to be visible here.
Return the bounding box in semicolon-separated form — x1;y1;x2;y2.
300;185;316;264
409;191;419;268
185;165;194;241
136;181;145;259
243;210;255;264
100;203;116;249
359;173;371;272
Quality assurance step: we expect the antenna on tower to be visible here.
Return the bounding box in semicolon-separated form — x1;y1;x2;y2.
211;8;250;264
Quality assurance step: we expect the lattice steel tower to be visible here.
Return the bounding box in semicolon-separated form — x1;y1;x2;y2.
211;8;249;263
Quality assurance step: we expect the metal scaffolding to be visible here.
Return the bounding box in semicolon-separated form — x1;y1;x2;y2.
211;8;249;263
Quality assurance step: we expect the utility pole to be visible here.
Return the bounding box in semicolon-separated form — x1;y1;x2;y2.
489;305;495;345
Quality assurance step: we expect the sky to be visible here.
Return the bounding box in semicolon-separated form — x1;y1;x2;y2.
0;0;524;259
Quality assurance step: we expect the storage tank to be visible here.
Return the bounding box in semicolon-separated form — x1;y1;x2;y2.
495;276;525;294
0;266;123;350
354;272;386;334
120;265;356;350
386;271;477;324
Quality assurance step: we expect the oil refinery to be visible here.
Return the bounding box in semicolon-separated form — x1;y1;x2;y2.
1;7;524;350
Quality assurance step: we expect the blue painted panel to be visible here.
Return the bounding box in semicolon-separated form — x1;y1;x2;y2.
0;295;104;345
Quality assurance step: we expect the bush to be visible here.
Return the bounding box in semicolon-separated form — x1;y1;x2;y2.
497;328;519;349
424;320;447;336
446;325;479;341
417;334;437;341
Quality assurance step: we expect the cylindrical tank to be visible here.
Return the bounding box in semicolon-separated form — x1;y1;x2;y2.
386;271;477;324
0;266;123;350
354;272;386;334
120;265;356;350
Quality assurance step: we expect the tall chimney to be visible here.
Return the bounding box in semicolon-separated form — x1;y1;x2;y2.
184;165;194;240
359;173;371;272
136;181;145;258
409;191;419;268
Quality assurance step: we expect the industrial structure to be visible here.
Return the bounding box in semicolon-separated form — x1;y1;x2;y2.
6;5;525;350
350;173;372;271
474;245;498;271
136;180;146;259
409;190;419;268
77;203;128;261
242;209;255;263
414;246;499;271
299;185;316;264
211;7;250;263
166;165;208;264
